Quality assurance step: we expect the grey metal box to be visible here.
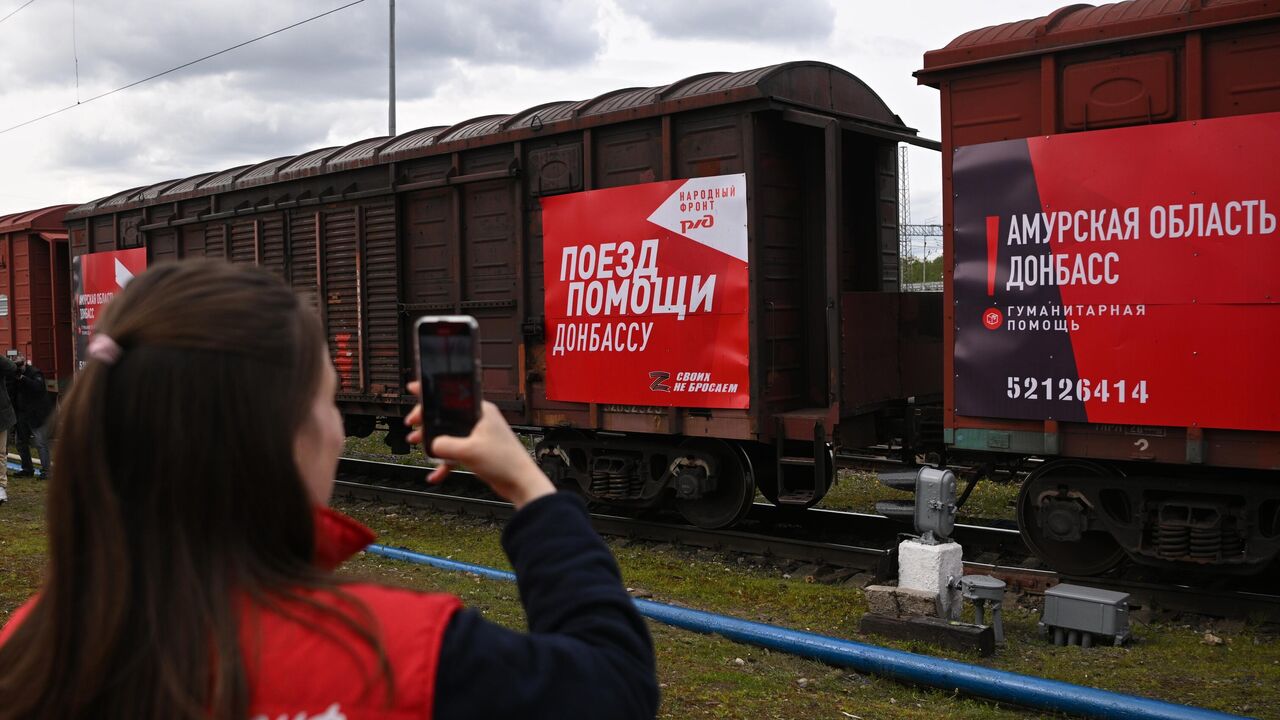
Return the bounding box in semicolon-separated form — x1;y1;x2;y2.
915;467;957;541
1040;583;1131;646
875;467;958;543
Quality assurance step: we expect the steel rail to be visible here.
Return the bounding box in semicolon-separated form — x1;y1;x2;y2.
334;476;897;577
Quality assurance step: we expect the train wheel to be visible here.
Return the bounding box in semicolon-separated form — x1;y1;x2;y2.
1018;460;1126;576
535;429;590;495
675;439;756;529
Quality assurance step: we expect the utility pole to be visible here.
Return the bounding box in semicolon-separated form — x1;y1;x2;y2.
388;0;396;137
898;145;910;286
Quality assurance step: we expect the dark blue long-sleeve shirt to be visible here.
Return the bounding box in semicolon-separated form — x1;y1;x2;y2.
434;493;659;719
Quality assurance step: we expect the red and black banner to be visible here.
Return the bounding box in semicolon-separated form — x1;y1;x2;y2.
954;112;1280;432
541;174;750;409
71;248;147;370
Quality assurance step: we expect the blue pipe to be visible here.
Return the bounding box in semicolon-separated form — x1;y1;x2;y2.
366;543;1247;720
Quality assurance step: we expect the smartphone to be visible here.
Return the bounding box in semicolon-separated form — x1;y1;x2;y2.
414;315;482;448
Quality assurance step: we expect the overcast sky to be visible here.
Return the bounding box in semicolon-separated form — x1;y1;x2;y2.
0;0;1071;228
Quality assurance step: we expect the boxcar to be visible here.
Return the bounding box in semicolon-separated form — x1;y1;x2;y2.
918;0;1280;574
0;205;74;394
64;61;941;528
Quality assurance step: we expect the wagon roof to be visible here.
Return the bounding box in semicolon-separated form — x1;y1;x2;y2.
68;60;915;220
0;204;77;234
918;0;1280;82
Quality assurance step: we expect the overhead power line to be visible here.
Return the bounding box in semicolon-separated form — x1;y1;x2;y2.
0;0;367;137
0;0;38;26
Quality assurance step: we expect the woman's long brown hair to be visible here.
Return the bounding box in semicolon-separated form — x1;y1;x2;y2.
0;260;389;719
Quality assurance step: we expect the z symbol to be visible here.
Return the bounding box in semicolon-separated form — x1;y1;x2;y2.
649;371;672;392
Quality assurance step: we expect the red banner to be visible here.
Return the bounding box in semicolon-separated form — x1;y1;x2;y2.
72;248;147;369
541;174;749;409
954;112;1280;431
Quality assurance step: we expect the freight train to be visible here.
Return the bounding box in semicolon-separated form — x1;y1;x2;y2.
62;60;942;536
21;0;1279;578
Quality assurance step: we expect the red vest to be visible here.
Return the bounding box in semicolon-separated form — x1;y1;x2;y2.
1;508;461;720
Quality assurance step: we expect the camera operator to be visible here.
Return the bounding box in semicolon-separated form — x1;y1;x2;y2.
12;354;53;480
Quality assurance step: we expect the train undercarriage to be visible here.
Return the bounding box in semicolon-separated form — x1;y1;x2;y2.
1009;458;1280;576
354;410;1280;577
531;432;1280;576
533;431;836;529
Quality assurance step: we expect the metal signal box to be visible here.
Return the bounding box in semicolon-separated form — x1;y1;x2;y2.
914;467;957;544
877;467;958;544
1039;583;1131;647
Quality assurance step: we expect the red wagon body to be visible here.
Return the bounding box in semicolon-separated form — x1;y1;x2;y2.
919;0;1280;573
0;205;75;393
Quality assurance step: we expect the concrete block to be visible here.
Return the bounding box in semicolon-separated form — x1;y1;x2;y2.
864;585;899;617
863;585;940;618
898;539;964;619
895;586;941;617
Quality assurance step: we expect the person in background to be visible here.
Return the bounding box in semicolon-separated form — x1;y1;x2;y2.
12;354;53;480
0;354;16;505
0;260;658;719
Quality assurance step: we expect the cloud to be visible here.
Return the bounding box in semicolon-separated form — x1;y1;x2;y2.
49;81;339;176
0;0;605;98
615;0;835;42
0;0;606;195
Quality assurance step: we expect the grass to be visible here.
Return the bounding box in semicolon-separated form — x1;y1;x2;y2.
336;495;1278;719
343;430;536;469
343;431;431;466
3;477;1277;719
0;476;48;627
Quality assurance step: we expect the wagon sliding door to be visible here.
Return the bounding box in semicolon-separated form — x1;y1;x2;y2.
321;207;361;393
752;113;832;414
461;179;520;411
401;177;521;415
313;203;401;399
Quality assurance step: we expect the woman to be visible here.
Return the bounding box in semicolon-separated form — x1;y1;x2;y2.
0;260;657;719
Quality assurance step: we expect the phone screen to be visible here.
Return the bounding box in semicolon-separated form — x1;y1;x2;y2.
417;318;480;444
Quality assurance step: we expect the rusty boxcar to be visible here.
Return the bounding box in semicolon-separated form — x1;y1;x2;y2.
65;62;942;529
0;205;75;393
919;0;1280;574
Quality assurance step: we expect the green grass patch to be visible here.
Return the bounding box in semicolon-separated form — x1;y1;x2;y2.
822;469;1021;524
343;430;537;469
0;476;48;626
339;493;1278;719
343;431;431;466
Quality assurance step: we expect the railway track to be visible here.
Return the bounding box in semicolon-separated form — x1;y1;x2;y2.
335;457;1280;623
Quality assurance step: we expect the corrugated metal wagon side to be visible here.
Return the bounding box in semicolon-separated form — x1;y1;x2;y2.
918;0;1280;574
0;205;75;394
65;61;940;528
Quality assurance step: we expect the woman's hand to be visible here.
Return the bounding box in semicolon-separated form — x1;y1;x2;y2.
404;382;555;510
